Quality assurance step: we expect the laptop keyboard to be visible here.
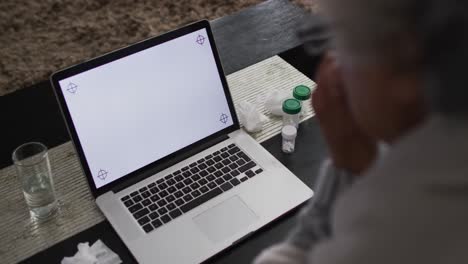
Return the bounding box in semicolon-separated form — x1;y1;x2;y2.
120;143;264;233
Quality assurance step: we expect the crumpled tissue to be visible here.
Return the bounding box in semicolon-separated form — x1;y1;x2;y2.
265;90;290;116
61;240;122;264
238;100;268;133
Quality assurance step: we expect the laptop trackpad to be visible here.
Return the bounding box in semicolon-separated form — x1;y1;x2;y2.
193;195;258;243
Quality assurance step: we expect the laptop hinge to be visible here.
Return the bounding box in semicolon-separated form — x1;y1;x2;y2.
112;134;229;193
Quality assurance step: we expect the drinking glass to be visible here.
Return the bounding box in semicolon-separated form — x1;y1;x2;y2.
12;142;57;220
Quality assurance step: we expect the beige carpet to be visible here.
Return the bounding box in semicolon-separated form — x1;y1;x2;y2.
0;0;315;96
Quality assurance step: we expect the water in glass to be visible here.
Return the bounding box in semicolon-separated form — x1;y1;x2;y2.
23;172;57;218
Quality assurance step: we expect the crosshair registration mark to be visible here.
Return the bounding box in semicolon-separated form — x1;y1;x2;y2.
196;34;206;45
97;169;108;180
220;113;229;124
67;82;78;94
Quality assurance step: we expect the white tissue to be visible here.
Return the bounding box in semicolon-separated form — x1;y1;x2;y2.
265;90;290;116
61;240;122;264
238;100;268;133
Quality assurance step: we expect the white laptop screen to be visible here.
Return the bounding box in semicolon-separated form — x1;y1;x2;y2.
58;28;234;189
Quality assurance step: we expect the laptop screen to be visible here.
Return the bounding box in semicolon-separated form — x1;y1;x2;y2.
57;28;234;189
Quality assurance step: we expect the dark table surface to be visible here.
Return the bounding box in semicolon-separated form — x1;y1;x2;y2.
1;0;328;263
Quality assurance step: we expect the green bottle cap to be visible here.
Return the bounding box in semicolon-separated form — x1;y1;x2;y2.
282;98;301;115
293;85;311;101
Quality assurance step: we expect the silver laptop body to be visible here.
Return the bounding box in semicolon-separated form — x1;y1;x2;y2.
51;20;312;264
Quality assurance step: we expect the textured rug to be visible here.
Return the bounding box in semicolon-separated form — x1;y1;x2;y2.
0;0;315;96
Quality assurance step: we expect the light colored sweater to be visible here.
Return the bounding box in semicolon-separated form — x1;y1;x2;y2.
254;114;468;264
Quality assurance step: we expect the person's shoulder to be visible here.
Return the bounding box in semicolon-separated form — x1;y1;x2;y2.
334;115;468;225
314;115;468;264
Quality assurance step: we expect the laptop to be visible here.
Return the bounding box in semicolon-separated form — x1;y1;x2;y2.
51;20;312;264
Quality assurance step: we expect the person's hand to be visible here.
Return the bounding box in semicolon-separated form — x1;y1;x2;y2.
312;53;377;175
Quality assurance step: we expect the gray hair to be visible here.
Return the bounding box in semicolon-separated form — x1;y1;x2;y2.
316;0;468;116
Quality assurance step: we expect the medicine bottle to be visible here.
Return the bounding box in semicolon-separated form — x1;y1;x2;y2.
293;85;311;115
282;98;301;128
282;125;297;153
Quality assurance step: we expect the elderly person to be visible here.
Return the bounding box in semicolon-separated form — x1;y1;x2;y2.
254;0;468;263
